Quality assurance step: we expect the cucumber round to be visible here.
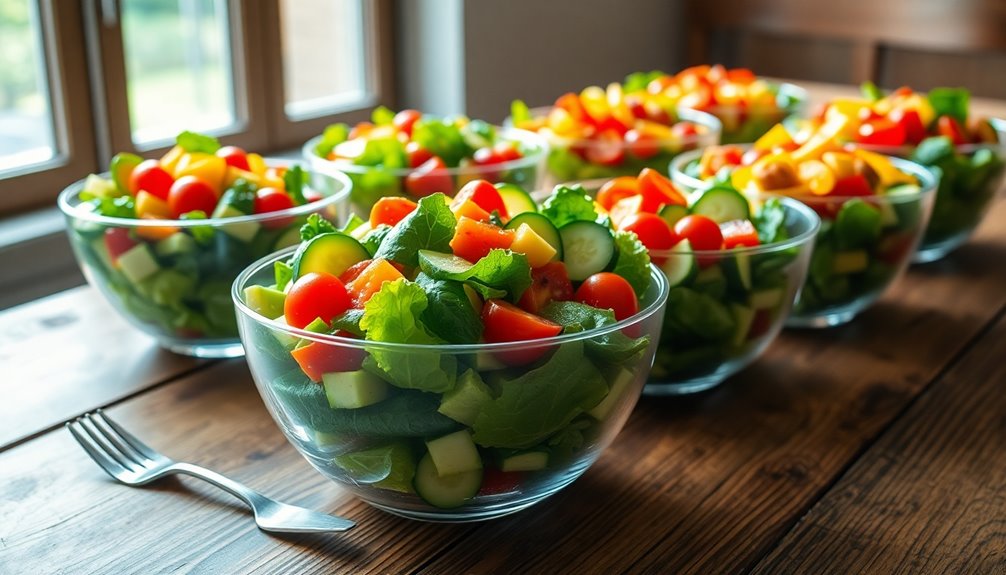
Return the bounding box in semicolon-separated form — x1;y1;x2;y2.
291;232;369;279
658;204;690;229
660;239;697;286
414;452;483;509
690;187;750;223
505;212;563;260
495;183;537;217
558;220;615;281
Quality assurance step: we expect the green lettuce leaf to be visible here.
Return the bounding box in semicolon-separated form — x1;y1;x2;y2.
927;87;970;126
314;123;350;157
300;213;338;242
179;210;215;244
219;180;256;214
374;193;457;267
471;340;607;449
834;199;882;249
415;272;483;344
418;249;532;302
860;81;884;102
612;230;651;296
274;260;294;292
176;130;221;154
339;213;367;234
753;197;788;244
510;99;532;125
360;224;392;257
411;117;470;167
663;287;736;343
88;195;136;219
330;308;365;337
356;138;408;169
623;70;666;93
282;164;308;205
541;185;599;228
539;301;650;364
371;105;396;126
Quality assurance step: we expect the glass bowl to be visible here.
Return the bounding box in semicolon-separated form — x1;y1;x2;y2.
671;148;938;328
855;118;1006;262
688;82;808;144
515;107;721;188
303;127;547;218
58;166;351;358
233;252;669;522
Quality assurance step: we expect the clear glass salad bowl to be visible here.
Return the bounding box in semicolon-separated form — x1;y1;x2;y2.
854;118;1006;263
690;82;808;145
671;149;938;328
58;166;351;358
514;108;721;189
233;251;669;522
303;127;547;219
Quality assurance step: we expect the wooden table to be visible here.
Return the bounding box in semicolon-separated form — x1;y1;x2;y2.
3;84;1006;574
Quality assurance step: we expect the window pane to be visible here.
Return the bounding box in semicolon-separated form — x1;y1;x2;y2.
120;0;236;146
280;0;368;119
0;0;56;175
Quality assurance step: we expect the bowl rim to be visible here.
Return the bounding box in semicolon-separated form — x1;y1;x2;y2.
57;159;352;228
679;81;810;115
303;125;548;178
669;145;940;204
509;107;723;150
232;252;670;352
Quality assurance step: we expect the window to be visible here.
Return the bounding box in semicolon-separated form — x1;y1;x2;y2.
0;0;393;214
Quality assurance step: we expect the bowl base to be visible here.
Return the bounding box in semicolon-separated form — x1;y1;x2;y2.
643;376;725;396
913;235;969;264
162;340;245;358
785;309;857;329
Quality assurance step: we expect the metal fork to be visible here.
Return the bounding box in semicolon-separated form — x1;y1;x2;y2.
66;410;355;533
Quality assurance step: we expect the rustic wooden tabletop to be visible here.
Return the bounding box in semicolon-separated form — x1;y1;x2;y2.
2;83;1005;575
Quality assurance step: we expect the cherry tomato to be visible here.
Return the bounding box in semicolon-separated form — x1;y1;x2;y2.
517;262;573;314
478;468;523;496
482;299;562;366
674;215;723;251
393;109;422;136
167;176;218;218
283;272;352;329
624;129;659;160
216;146;251;171
937;115;967;146
584;129;626;167
252;187;295;229
720;219;761;248
290;341;365;381
637;167;687;211
451;180;508;219
129;160;175;200
671;122;700;139
596;177;639;211
405;141;433;168
405;157;454;198
889;108;927;145
858;118;906;147
621;212;677;251
574;273;638;321
829;174;875;197
370;196;417;228
104;227;137;262
473;142;522;166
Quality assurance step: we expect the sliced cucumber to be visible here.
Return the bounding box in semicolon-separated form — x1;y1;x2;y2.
729;303;756;347
658;204;689;229
723;253;752;292
495;183;537;217
414;453;483;509
438;369;493;426
659;239;697;286
505;212;563;260
690;187;750;223
501;451;549;472
558;220;615;281
292;232;370;279
587;367;635;421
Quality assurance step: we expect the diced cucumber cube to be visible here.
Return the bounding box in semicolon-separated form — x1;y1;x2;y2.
116;244;160;284
212;204;260;242
501;451;549;472
426;430;483;476
155;232;197;257
322;370;389;409
730;303;756;347
587;367;635;421
243;285;287;319
438;369;492;426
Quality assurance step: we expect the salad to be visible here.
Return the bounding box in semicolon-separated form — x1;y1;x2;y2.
237;180;666;514
587;169;816;393
627;65;807;144
305;107;545;216
59;131;345;356
816;85;1005;261
509;82;720;184
674;121;937;326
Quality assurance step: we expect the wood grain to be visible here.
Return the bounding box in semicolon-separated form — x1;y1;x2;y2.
752;311;1006;575
0;286;205;450
412;200;1006;574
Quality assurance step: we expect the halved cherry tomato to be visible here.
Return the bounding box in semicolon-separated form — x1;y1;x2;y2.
450;216;514;262
104;227;137;262
674;215;723;251
284;272;352;329
129;160;175;200
597;177;639;211
393;109;422;136
621;212;677;251
637;167;687;211
699;145;745;178
829;174;875;197
937;115;967;146
858;118;906;147
405;157;453;198
168;176;218;218
889;108;927;145
405;141;434;168
624;129;659;159
482;299;562;366
451;180;508;219
584;129;626;166
574;272;638;321
608;195;645;228
478;468;523;496
517;261;573;314
253;187;296;229
720;219;761;248
473;142;523;166
216;146;250;171
290;341;366;382
370;196;417;228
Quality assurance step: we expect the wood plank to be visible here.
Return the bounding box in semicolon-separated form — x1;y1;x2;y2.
413;199;1006;574
0;285;205;450
752;311;1006;574
0;360;471;575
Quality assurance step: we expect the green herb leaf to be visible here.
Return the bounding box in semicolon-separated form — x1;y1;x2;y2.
927;87;970;126
612;230;651;296
357;138;408;169
753;197;788;243
541;185;599;228
314;123;350;158
510;99;532;125
411;117;470;167
339;213;367;234
88;195;136;219
418;249;532;302
461;119;496;150
300;213;338;242
176;130;221;154
330;308;365;337
860;81;884;102
360;224;392;257
472;341;607;449
415;273;484;344
834;198;882;249
371;105;396;126
539;301;650;364
663;286;736;343
623;70;666;93
374;193;457;267
179;210;215;243
282;164;308;205
219;179;257;214
274;260;294;291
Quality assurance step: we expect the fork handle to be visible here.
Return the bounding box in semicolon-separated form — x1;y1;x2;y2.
169;462;273;511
